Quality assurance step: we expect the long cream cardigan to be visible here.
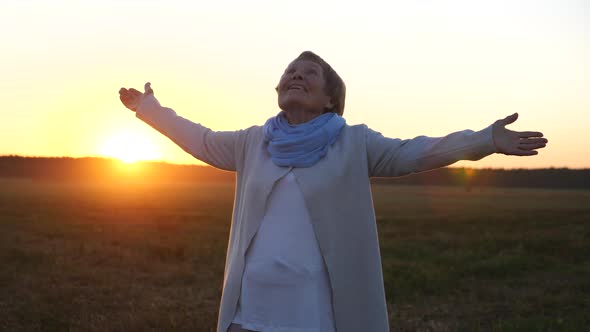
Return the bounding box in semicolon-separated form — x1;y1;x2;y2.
136;95;497;332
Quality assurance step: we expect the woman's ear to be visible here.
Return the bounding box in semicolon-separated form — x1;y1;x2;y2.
323;99;336;113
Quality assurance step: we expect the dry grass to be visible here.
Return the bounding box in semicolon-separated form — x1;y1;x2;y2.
1;179;589;331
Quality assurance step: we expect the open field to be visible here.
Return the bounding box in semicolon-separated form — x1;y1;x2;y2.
1;179;589;331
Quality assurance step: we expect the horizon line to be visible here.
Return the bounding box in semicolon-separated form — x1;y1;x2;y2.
1;154;588;171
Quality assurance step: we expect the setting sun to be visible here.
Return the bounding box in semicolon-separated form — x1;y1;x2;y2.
99;131;161;163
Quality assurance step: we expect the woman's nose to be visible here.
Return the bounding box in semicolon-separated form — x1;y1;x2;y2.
291;71;303;80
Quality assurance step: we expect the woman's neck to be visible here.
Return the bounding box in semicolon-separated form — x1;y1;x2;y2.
283;108;322;125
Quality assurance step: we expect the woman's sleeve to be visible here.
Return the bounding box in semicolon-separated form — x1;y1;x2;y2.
365;125;497;177
135;94;244;171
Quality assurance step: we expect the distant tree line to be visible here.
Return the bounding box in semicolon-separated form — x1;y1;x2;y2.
372;167;590;190
0;156;234;183
1;156;589;190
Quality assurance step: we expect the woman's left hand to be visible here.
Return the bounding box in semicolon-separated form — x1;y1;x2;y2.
492;113;548;156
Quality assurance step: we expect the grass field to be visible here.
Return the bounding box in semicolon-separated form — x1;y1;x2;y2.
1;178;589;331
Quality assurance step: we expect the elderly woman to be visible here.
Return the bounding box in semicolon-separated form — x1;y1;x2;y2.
119;51;547;332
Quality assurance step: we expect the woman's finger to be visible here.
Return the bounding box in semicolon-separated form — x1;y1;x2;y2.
511;149;539;156
119;91;130;102
129;88;142;97
122;89;134;99
518;142;546;150
498;113;518;126
144;82;153;95
518;131;543;138
519;138;548;144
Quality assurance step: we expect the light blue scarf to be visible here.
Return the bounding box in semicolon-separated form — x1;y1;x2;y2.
263;111;346;168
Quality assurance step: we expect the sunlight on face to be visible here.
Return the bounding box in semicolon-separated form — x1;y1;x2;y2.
99;131;161;163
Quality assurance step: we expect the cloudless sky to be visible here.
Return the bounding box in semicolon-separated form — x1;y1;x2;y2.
1;0;588;168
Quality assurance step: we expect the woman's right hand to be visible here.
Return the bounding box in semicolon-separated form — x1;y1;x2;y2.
119;82;154;112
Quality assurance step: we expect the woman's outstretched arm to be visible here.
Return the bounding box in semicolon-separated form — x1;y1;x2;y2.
366;113;547;177
119;83;245;171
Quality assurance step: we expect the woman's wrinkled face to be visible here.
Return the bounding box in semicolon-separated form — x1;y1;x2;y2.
276;60;333;114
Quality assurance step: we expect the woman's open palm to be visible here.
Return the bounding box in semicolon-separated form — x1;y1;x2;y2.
492;113;548;156
119;82;153;111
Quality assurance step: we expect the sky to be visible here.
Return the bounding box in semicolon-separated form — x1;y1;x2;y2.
0;0;588;168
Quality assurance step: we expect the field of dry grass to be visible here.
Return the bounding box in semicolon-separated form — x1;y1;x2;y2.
1;179;589;331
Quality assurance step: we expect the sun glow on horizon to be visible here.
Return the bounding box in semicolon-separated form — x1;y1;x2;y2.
99;131;162;163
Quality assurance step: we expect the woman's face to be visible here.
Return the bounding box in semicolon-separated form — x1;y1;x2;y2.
277;60;333;114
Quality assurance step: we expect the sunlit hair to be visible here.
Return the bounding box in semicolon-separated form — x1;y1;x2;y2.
294;51;346;116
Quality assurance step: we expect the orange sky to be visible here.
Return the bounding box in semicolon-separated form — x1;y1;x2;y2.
1;0;588;168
